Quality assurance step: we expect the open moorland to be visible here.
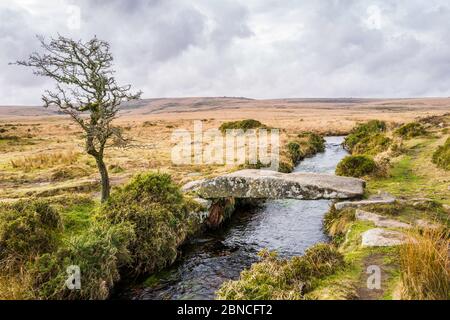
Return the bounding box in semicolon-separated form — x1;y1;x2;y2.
1;97;448;201
0;97;448;300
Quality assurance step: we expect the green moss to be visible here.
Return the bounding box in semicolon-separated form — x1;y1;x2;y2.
394;122;427;139
60;200;96;235
99;172;199;275
335;155;377;177
219;119;265;133
367;155;423;197
143;269;174;287
432;137;450;170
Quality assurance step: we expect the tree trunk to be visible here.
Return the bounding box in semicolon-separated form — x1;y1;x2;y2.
95;156;110;202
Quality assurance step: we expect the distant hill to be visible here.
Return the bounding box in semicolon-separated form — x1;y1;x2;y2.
1;97;449;118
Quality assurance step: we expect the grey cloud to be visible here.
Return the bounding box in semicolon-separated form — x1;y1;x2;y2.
1;0;450;105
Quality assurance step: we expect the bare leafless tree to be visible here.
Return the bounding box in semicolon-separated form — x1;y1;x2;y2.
14;35;142;202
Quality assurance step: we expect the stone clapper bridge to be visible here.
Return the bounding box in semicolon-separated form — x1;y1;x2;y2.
182;169;365;227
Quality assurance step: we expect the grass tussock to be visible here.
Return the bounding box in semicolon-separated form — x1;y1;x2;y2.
216;244;344;300
10;150;80;171
323;206;355;245
394;122;427;139
400;228;449;300
50;165;91;181
432;137;450;170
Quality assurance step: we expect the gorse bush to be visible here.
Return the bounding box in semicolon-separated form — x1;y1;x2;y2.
432;137;450;170
299;132;325;155
344;120;386;152
0;200;62;272
335;155;377;177
287;141;302;164
219;119;265;133
99;172;199;275
0;199;135;300
216;244;344;300
28;221;133;300
394;122;427;139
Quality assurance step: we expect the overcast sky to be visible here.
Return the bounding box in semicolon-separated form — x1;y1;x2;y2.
1;0;450;105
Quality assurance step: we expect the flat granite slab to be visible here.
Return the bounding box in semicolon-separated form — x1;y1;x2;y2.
361;228;409;247
182;169;365;200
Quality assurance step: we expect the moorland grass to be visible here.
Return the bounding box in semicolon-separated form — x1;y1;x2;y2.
216;244;344;300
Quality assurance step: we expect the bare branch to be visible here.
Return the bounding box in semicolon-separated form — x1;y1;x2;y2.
14;35;142;201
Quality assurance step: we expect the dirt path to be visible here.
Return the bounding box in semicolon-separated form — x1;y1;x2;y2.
356;252;399;300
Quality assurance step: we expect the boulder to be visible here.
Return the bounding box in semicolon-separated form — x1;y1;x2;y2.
361;228;409;247
182;169;365;200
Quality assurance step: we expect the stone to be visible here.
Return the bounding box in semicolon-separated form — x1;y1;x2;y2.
192;197;212;209
361;228;408;247
182;169;365;200
190;198;212;223
334;193;396;210
355;209;411;229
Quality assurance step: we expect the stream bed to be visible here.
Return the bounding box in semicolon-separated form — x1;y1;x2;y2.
119;136;348;300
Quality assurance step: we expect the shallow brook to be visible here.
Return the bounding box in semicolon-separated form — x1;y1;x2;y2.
118;136;348;300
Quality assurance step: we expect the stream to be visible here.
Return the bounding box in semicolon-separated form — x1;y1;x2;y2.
120;136;348;300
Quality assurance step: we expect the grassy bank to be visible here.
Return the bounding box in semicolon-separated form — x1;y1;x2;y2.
0;173;206;299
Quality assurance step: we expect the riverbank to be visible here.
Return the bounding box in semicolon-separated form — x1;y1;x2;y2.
0;120;330;300
118;136;348;299
1;115;447;300
217;115;449;300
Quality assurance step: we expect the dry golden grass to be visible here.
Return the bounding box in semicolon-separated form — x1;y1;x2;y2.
400;228;449;300
10;149;80;171
0;98;448;200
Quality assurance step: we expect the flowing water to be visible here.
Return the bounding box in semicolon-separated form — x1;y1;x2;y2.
121;136;348;300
